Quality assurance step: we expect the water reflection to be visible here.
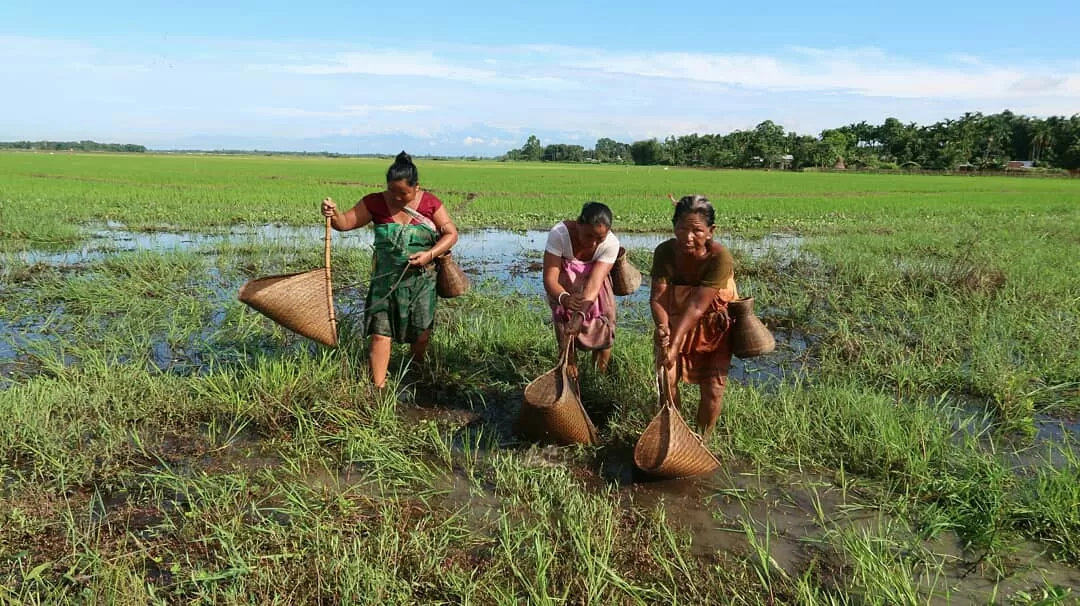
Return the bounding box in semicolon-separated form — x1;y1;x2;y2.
16;224;805;269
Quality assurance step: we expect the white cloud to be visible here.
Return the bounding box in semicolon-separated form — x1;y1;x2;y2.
485;137;517;148
4;34;1080;155
565;48;1080;100
284;51;497;81
1008;76;1066;93
256;104;435;118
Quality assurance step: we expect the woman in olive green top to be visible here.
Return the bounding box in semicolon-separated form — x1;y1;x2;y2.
650;195;739;438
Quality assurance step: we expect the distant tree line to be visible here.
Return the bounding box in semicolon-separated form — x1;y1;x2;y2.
502;110;1080;171
159;149;379;157
1;140;147;153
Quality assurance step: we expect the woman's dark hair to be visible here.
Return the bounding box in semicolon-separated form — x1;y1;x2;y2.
577;201;613;228
386;151;418;186
672;195;715;227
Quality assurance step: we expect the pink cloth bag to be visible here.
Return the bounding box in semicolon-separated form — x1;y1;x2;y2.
549;258;617;351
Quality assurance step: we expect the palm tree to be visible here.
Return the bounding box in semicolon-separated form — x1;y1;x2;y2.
1031;120;1053;164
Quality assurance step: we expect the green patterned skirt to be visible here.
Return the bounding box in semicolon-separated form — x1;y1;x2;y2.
364;222;438;343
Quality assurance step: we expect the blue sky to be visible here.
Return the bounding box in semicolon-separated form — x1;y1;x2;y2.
3;1;1078;155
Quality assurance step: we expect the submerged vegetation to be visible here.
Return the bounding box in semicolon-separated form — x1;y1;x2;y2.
1;152;1078;603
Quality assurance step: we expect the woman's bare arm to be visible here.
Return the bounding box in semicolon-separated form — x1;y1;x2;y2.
669;286;718;348
580;261;613;304
429;206;459;256
543;251;567;302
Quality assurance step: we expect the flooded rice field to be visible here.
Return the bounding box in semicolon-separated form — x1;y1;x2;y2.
14;223;806;268
2;225;811;385
3;222;1078;602
72;410;1080;605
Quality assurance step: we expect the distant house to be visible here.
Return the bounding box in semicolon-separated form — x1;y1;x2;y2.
1006;160;1034;170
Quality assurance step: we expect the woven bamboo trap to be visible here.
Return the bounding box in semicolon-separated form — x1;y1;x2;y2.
516;337;598;446
610;246;642;296
435;252;469;298
238;218;338;347
633;364;720;479
728;296;775;358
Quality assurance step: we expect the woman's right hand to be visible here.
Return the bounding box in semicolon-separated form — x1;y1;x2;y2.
566;311;585;335
321;197;337;218
656;323;671;348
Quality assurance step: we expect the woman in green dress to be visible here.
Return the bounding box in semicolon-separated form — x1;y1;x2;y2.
321;152;459;388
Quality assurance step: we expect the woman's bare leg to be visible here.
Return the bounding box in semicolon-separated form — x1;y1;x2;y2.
410;329;431;366
369;335;393;388
697;376;726;438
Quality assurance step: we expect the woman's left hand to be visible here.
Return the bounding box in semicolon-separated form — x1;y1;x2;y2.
565;293;588;312
408;250;435;267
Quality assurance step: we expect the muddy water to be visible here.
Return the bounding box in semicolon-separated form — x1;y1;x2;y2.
627;467;862;571
624;467;1080;602
13;225;804;310
111;421;1080;604
937;392;1080;468
16;224;805;269
0;317;54;387
0;320;17;382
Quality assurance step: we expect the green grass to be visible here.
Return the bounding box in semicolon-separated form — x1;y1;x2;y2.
1;152;1079;603
3;151;1080;241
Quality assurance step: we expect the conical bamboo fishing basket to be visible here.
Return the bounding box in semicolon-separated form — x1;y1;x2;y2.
634;364;720;479
435;252;469;298
516;337;598;446
610;246;642;296
727;296;774;358
238;218;338;347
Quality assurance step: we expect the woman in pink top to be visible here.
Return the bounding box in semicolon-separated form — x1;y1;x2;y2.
542;201;620;379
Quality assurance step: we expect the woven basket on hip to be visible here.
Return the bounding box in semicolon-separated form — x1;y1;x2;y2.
435;252;470;298
633;363;719;479
238;218;338;348
516;335;598;446
727;296;775;358
610;246;642;296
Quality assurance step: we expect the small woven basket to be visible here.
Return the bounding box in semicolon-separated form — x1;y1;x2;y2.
727;296;775;358
238;218;338;347
435;252;470;298
610;246;642;296
516;337;598;446
633;364;719;479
